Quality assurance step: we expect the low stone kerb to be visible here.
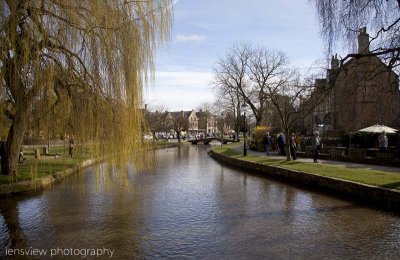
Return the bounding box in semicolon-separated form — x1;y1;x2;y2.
208;150;400;212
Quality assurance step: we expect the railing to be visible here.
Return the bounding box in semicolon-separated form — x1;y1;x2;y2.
303;146;400;167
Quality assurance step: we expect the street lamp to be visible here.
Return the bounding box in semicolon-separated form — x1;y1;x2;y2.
242;103;248;156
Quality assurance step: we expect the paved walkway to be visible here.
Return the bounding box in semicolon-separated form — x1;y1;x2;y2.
231;144;400;174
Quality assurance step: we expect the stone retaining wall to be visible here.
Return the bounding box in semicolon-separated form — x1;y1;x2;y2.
0;159;99;197
209;150;400;213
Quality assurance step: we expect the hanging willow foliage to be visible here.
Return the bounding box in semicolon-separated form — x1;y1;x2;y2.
0;0;173;176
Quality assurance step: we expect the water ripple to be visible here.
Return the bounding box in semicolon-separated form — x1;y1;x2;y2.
0;146;399;259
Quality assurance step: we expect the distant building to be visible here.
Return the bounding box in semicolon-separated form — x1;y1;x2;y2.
169;110;198;134
304;27;400;134
144;108;226;137
196;110;219;134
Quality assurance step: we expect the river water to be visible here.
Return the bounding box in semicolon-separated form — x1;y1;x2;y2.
1;145;400;259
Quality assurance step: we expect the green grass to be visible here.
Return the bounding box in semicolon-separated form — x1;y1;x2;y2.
0;142;180;185
214;141;242;150
0;146;93;185
149;141;182;149
213;147;400;190
214;146;243;157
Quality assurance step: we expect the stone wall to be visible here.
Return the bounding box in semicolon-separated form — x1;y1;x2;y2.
209;150;400;213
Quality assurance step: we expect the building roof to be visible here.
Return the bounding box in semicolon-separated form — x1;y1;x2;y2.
195;111;211;117
332;55;398;79
169;110;193;119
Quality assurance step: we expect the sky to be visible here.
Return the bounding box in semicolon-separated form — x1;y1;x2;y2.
144;0;326;111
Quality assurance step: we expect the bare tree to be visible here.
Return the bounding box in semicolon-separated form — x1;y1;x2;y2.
196;102;217;115
215;44;333;160
170;112;188;142
213;44;248;138
213;79;244;140
247;48;294;126
0;0;173;176
144;105;171;141
267;75;332;160
213;43;294;127
311;0;400;68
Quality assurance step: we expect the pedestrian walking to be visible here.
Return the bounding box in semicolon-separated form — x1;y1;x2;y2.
277;133;286;156
270;135;277;154
289;133;297;160
312;131;322;163
69;137;75;158
263;132;272;156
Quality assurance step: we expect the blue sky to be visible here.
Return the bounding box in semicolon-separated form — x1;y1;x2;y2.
144;0;325;111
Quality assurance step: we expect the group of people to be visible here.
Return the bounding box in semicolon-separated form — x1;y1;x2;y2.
262;132;299;160
262;131;323;163
265;130;388;163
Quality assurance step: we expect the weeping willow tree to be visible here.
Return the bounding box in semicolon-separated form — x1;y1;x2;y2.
0;0;172;176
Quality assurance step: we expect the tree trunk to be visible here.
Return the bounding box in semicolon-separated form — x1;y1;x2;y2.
236;102;240;141
1;111;28;176
152;130;159;142
255;114;262;126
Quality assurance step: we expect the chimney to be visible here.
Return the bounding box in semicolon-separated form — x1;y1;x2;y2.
358;27;370;54
330;54;339;69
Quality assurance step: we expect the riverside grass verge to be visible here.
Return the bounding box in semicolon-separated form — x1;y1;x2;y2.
0;146;93;185
212;146;400;190
0;141;181;186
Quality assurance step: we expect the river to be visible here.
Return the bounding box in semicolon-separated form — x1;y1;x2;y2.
1;145;399;259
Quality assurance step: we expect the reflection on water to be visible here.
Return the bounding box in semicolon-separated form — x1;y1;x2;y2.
1;145;400;258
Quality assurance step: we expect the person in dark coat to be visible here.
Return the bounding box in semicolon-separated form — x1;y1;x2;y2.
277;133;286;156
69;138;75;158
263;133;272;156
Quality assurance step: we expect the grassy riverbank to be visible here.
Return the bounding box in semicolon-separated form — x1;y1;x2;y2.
0;146;92;185
213;146;400;190
0;141;181;185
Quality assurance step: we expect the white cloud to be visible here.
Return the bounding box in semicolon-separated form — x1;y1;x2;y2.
144;70;215;111
156;71;213;86
176;34;206;42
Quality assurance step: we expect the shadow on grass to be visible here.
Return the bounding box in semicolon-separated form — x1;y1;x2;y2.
380;181;400;189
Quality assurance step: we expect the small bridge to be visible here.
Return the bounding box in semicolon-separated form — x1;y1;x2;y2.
188;138;236;145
